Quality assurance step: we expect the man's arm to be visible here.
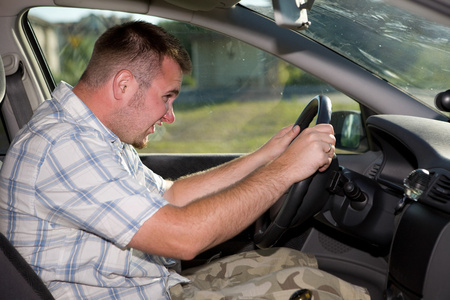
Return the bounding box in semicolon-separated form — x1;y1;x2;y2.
128;124;335;260
163;125;299;206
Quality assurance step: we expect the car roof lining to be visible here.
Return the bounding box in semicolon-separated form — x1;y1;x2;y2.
54;0;150;14
53;0;240;14
164;0;240;11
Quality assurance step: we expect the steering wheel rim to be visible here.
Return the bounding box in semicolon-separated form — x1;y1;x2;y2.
254;95;335;249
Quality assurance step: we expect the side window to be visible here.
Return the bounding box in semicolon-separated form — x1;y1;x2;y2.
28;7;363;154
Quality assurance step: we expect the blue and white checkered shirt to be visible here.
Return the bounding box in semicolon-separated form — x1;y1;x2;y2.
0;82;188;299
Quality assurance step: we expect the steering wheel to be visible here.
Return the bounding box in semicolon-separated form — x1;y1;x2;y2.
254;95;338;249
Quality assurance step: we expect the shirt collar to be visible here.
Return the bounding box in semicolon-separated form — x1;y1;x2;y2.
52;81;122;147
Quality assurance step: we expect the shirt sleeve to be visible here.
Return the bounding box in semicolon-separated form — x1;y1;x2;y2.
35;131;168;248
121;143;168;195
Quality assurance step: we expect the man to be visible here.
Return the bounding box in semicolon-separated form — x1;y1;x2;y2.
0;21;369;299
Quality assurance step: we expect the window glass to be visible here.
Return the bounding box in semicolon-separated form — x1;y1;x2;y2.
241;0;450;111
28;7;361;154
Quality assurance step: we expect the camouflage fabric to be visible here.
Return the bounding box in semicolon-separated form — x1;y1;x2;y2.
170;247;370;300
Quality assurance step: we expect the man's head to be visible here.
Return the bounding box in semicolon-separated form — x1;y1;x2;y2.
74;21;192;149
79;21;191;89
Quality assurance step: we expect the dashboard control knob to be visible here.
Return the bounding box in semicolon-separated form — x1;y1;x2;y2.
403;168;431;201
395;169;431;214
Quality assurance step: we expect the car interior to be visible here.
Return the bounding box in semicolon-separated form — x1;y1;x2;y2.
1;0;450;299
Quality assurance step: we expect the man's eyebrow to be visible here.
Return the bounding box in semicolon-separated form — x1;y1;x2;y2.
168;89;180;96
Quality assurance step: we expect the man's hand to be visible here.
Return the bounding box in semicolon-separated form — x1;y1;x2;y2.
271;123;336;184
255;124;301;163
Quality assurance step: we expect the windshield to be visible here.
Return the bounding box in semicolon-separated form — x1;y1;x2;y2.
240;0;450;109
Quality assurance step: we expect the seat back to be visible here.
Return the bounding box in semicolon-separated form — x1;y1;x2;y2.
0;233;55;299
0;56;54;299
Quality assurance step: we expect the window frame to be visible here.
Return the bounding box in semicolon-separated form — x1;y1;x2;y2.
26;7;365;155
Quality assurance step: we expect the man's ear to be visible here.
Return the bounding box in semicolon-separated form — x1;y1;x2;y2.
113;69;138;100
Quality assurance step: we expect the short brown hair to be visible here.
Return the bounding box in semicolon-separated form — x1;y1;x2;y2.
79;21;192;88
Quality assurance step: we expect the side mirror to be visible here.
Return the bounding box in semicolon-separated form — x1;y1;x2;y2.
330;111;368;152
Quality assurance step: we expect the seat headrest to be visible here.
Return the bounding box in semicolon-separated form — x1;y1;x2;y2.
0;56;5;101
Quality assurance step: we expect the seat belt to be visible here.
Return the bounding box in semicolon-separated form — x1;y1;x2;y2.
5;63;34;129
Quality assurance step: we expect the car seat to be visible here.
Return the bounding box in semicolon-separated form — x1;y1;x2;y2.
0;55;54;299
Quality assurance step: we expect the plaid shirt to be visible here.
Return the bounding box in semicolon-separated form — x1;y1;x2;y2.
0;82;187;299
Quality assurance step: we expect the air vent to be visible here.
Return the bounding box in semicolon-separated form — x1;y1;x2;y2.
367;163;381;179
428;174;450;205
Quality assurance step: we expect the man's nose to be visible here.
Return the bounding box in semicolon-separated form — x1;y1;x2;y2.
162;106;175;124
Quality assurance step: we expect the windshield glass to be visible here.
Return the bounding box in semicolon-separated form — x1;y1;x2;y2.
241;0;450;109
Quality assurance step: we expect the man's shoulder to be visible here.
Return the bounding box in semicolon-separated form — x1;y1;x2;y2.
27;97;107;140
9;112;109;163
27;114;98;144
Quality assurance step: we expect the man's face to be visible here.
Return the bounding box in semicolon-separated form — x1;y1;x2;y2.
119;57;183;149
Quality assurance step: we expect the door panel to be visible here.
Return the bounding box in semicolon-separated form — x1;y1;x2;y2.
140;154;239;180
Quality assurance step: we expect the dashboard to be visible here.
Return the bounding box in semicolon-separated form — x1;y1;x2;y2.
326;114;450;299
368;115;450;213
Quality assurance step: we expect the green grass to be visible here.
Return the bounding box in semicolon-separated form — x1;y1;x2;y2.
140;96;359;154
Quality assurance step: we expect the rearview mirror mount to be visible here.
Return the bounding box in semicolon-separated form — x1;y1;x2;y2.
272;0;315;30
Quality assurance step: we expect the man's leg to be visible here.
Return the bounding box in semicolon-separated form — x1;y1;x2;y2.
170;247;370;299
